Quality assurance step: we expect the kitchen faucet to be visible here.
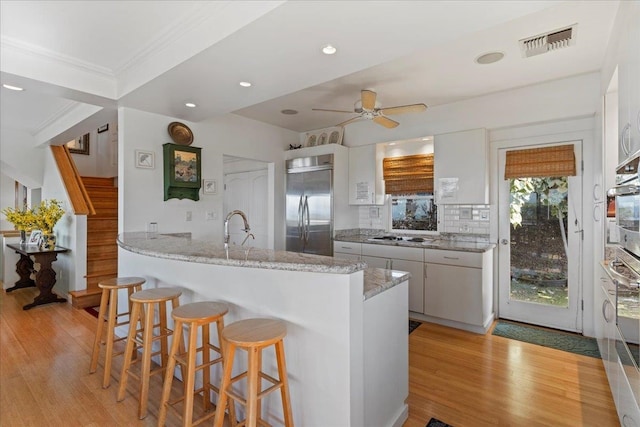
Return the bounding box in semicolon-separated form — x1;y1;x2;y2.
224;210;251;249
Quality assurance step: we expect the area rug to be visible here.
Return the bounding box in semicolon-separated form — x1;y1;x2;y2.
426;418;453;427
84;306;99;318
492;321;601;359
409;320;422;334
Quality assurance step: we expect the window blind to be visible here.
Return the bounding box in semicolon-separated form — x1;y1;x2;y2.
382;153;434;194
504;144;576;179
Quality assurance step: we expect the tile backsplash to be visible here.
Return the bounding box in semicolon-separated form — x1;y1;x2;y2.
441;204;490;235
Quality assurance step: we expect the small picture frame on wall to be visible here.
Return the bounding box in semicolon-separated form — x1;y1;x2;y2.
67;133;90;155
97;124;109;133
203;179;217;194
135;150;155;169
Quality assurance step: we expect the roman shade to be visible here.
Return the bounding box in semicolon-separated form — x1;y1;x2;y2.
504;144;576;179
383;153;434;194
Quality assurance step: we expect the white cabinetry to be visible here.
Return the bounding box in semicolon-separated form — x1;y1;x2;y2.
598;266;640;426
434;128;488;204
334;242;362;261
349;144;385;205
423;248;493;334
361;243;424;313
617;2;640;164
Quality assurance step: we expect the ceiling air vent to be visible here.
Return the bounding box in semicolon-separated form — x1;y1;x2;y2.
519;24;577;58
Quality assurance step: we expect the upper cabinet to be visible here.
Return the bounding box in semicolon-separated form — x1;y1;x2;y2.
349;144;385;205
434;128;488;205
618;2;640;164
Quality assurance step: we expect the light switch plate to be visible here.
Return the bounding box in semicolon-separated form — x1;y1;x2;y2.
186;211;192;221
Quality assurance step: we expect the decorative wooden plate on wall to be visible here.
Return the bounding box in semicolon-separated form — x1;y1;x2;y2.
168;122;194;145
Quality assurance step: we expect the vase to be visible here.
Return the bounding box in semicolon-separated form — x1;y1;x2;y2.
40;234;56;250
20;230;26;245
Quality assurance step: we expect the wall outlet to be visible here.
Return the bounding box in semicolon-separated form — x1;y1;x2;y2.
206;211;216;221
186;211;192;221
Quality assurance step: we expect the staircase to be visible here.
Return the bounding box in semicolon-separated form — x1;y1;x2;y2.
69;177;118;308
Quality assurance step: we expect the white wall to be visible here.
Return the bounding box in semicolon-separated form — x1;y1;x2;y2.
118;108;298;249
0;128;45;188
70;121;118;177
0;171;16;231
40;147;87;294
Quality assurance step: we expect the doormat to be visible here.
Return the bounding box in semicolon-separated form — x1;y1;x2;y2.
492;321;601;359
409;320;422;334
84;306;99;319
426;418;453;427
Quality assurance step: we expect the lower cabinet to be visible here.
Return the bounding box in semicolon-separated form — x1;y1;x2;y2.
334;242;362;261
361;243;424;313
423;249;493;333
598;268;640;426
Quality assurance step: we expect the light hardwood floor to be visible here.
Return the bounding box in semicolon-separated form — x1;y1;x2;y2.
1;288;618;426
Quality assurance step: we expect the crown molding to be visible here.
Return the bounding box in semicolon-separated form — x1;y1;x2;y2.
1;35;115;77
34;100;78;136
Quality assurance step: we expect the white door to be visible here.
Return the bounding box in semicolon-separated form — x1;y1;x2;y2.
224;169;268;249
497;142;583;332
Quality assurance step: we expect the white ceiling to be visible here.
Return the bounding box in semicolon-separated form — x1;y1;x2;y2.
0;1;619;143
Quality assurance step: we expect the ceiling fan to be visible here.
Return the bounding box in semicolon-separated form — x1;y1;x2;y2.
312;89;427;129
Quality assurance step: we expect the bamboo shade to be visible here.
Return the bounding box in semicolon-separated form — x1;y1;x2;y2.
383;153;434;194
504;144;576;179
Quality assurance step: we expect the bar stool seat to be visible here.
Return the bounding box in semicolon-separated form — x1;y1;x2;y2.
158;301;234;427
89;276;146;388
116;287;183;419
213;318;294;427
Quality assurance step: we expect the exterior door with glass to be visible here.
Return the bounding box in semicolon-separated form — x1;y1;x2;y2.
497;142;583;332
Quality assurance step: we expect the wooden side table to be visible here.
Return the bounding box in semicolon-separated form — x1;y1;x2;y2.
6;243;70;310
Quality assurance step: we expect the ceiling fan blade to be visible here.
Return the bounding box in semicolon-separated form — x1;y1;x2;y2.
373;116;399;128
336;116;363;127
312;108;355;113
379;103;428;115
361;90;377;110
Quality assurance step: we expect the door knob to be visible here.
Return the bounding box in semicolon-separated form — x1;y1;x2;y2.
500;239;509;245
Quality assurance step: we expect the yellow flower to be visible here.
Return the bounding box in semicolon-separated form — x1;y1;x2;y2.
1;207;37;231
33;199;65;234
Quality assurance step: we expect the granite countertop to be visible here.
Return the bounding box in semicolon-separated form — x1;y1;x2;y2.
363;268;411;300
334;233;495;253
118;232;367;274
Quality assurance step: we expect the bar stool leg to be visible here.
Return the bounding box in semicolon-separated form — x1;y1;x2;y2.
276;340;294;427
246;347;260;427
157;318;183;427
138;302;156;419
213;342;236;427
202;322;211;413
179;321;196;426
117;301;142;402
101;287;119;388
89;288;109;374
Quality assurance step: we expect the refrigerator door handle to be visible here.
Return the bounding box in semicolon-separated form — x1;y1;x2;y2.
304;196;310;242
297;195;304;240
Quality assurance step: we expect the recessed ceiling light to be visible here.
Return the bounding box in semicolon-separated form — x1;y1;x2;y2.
475;52;504;65
281;109;298;115
185;102;196;108
239;81;252;87
3;84;24;91
388;142;397;146
322;44;337;55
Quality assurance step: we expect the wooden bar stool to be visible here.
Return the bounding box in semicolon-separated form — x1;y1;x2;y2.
116;287;183;419
89;276;146;388
157;301;235;427
213;318;294;427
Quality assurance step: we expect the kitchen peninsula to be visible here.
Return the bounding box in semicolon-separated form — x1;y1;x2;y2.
117;232;409;427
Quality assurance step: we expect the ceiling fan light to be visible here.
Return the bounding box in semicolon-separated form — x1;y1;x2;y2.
322;44;337;55
475;51;504;65
185;102;196;108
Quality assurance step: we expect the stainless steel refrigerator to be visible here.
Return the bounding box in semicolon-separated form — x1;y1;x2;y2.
285;154;333;256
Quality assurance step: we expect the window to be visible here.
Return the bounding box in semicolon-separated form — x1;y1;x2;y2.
390;193;437;233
